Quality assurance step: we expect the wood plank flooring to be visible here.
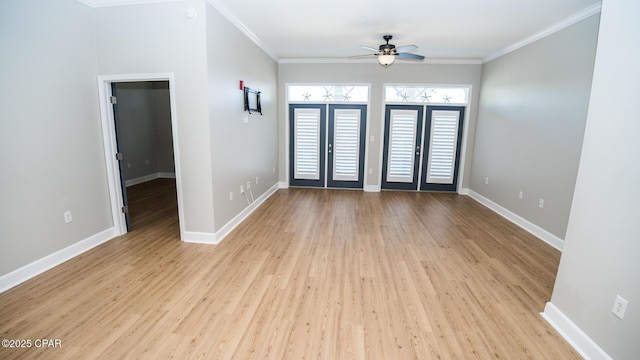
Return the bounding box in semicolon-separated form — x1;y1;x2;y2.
0;179;580;359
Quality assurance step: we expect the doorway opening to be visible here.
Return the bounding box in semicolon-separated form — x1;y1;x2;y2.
98;74;185;239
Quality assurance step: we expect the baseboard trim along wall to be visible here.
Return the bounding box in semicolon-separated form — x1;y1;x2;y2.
466;189;565;251
181;230;217;244
0;227;118;293
215;182;280;243
125;172;176;187
541;302;613;360
364;185;381;192
182;182;280;245
1;182;280;294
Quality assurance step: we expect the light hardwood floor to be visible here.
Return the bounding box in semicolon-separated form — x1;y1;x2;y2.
0;179;580;359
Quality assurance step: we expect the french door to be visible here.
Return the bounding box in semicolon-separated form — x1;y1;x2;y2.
382;105;465;192
289;104;367;188
381;105;423;190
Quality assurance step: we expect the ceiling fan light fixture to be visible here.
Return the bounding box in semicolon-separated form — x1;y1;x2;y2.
378;54;395;67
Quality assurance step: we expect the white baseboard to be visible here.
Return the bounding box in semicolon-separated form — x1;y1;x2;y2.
364;185;381;192
214;183;280;244
541;302;613;360
466;189;564;251
1;181;278;293
181;230;217;244
181;183;280;245
126;172;176;187
0;227;118;293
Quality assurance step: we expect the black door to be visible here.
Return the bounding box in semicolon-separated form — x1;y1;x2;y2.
420;106;465;192
381;105;424;190
289;104;326;187
327;104;367;189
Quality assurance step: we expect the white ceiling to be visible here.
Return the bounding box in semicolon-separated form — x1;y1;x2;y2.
82;0;601;63
210;0;600;62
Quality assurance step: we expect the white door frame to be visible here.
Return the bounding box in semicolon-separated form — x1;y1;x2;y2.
97;73;185;239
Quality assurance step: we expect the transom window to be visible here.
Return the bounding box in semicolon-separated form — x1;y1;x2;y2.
385;86;469;104
288;85;369;103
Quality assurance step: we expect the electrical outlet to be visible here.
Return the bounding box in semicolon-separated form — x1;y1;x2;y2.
518;191;523;199
229;192;233;200
127;162;131;169
145;159;149;166
273;167;276;174
255;176;259;184
242;113;249;123
612;295;629;320
240;185;244;193
64;211;72;224
485;177;489;185
539;198;544;208
369;168;373;174
246;181;251;189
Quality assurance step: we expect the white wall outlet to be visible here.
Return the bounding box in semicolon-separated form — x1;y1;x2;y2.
518;191;523;199
64;211;72;224
539;198;544;208
255;176;259;184
370;135;374;142
242;113;249;123
127;162;131;169
229;192;233;200
485;177;489;185
369;168;373;174
240;185;244;193
246;181;251;189
145;159;149;165
272;167;276;174
612;295;629;320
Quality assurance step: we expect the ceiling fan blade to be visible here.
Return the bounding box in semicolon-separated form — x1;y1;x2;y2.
359;45;380;52
349;54;377;60
397;52;425;60
395;44;418;53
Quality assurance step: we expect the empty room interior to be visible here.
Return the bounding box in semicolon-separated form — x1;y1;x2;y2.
0;0;638;359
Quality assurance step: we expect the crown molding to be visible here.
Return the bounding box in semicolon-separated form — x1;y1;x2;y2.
278;58;481;65
483;2;602;63
77;0;190;7
206;0;279;61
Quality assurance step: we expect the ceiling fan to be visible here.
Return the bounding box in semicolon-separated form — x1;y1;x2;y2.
351;35;425;67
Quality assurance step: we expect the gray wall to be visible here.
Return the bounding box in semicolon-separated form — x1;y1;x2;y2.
95;1;215;233
277;62;482;190
0;0;280;278
470;14;600;239
206;4;279;231
153;82;175;174
549;0;640;358
116;81;174;182
0;0;112;275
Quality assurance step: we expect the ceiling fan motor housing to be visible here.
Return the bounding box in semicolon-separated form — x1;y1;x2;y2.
380;35;396;55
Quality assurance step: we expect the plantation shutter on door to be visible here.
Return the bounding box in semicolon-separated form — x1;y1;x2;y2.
425;110;460;184
386;109;419;183
294;108;321;180
332;109;361;182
